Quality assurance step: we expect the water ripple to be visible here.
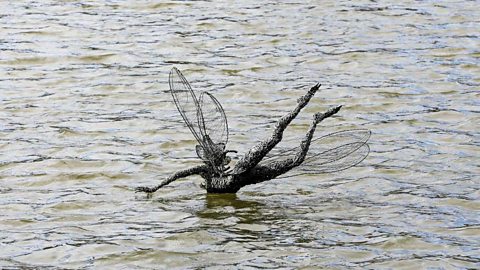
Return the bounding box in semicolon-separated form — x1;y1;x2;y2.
1;0;479;269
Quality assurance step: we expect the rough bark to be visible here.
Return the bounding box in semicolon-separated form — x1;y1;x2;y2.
231;83;321;175
206;105;342;193
135;164;208;193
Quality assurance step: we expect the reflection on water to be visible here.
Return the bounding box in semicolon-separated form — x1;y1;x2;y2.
1;0;479;269
199;193;266;221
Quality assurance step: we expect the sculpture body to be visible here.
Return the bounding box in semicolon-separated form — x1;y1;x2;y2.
136;68;370;194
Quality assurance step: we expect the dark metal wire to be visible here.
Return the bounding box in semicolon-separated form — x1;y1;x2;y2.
169;67;370;179
169;67;229;174
260;129;371;178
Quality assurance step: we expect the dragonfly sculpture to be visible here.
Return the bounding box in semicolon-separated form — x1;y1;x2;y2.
136;67;370;194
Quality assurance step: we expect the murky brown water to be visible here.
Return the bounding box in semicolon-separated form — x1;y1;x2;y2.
1;1;479;269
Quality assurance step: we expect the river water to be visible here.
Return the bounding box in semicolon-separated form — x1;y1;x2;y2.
1;1;479;269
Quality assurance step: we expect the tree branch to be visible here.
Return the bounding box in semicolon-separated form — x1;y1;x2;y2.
135;84;350;194
135;164;208;193
232;83;321;174
233;105;343;186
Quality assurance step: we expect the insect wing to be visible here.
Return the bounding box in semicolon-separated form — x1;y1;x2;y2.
169;67;208;151
260;129;371;178
198;91;229;148
301;143;369;172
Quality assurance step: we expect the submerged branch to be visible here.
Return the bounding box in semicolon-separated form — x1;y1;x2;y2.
136;81;368;195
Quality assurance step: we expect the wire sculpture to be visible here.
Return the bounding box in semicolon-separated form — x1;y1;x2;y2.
136;67;370;194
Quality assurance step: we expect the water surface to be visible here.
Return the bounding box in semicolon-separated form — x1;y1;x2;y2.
1;1;479;269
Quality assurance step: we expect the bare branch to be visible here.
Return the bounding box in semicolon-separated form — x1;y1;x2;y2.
137;77;369;194
136;164;208;193
233;106;343;186
232;83;321;174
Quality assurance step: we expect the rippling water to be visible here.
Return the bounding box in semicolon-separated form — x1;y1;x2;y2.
1;1;479;269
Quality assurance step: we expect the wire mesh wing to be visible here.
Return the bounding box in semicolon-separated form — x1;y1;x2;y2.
169;67;206;150
259;129;371;178
198;91;229;147
169;67;229;168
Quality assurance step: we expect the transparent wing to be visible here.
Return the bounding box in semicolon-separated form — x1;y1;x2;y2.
279;143;370;178
169;67;205;149
198;91;229;147
259;129;371;178
169;67;229;168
